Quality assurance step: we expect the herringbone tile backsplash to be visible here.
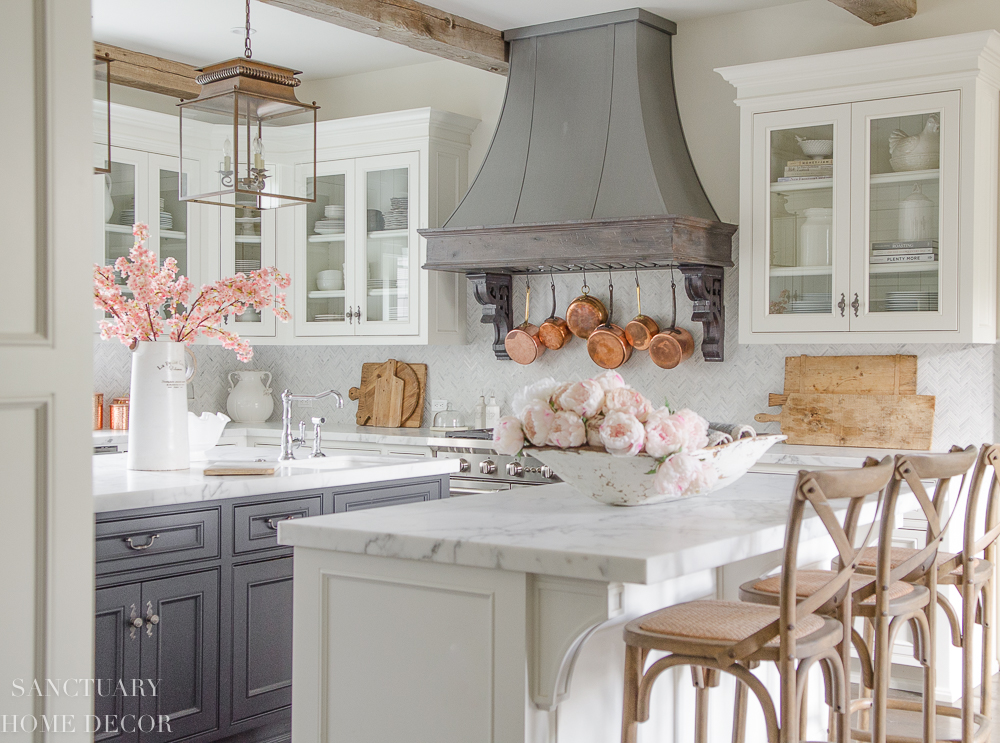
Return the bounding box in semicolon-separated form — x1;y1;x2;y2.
94;253;996;450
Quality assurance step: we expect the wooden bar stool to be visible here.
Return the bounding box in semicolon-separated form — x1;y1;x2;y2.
854;444;996;743
620;457;894;743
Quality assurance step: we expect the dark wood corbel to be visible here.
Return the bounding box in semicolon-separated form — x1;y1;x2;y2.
679;265;725;362
468;273;513;361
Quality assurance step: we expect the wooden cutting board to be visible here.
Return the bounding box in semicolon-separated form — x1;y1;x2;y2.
348;360;427;427
755;393;934;450
769;354;917;407
372;361;405;427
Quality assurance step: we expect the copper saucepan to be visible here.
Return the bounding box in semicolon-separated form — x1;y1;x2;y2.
538;274;571;350
504;279;545;365
587;272;633;369
649;269;695;369
565;269;608;339
625;271;659;351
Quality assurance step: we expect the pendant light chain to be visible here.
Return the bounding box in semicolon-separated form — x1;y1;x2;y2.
244;0;253;59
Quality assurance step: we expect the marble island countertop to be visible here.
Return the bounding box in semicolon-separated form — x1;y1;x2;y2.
93;446;460;514
279;472;897;585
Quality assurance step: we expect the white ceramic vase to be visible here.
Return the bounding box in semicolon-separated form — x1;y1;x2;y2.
798;207;833;266
104;174;114;223
127;341;194;471
898;184;935;241
226;371;274;423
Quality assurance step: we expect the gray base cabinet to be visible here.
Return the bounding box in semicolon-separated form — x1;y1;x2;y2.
95;475;447;743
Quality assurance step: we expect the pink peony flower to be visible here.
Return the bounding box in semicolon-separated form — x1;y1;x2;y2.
592;370;627;393
599;411;645;457
546;411;586;449
511;377;559;418
493;417;525;456
519;399;556;446
671;409;710;452
653;453;717;498
603;387;653;422
555;379;604;418
644;408;688;459
586;414;604;448
548;382;574;410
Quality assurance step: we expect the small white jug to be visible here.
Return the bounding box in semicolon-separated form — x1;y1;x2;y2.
226;371;274;423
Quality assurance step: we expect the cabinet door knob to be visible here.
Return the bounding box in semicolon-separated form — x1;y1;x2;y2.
838;293;846;317
354;306;362;323
125;533;159;550
131;617;144;629
851;293;860;317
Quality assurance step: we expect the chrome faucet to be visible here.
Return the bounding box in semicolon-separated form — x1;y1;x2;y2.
279;389;344;461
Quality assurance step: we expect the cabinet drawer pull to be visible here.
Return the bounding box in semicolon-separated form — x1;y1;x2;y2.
265;515;298;530
838;293;846;317
851;293;860;317
125;534;159;550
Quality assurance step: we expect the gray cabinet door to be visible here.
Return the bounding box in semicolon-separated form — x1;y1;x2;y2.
138;571;220;743
333;478;444;512
94;584;142;743
231;557;293;722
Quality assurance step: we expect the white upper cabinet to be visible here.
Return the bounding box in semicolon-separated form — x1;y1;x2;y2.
719;31;1000;344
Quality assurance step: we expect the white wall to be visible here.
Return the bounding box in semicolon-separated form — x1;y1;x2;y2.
298;60;507;180
673;0;1000;223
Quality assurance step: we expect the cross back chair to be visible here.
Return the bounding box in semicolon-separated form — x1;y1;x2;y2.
620;457;894;743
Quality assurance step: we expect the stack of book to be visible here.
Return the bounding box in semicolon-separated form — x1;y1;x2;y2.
777;158;832;182
870;240;938;265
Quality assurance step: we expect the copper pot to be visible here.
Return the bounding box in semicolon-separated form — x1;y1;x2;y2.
539;280;571;350
649;272;695;369
504;281;546;365
587;278;633;369
625;278;659;351
565;274;608;339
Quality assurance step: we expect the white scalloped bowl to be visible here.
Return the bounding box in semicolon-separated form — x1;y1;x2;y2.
527;434;786;506
798;139;833;158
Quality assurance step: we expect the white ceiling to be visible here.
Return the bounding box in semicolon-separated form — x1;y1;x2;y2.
92;0;802;81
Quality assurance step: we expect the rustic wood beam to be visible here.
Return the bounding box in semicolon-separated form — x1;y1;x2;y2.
827;0;916;25
257;0;508;75
94;42;202;100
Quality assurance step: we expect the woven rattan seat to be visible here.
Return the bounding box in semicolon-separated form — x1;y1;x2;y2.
637;600;826;645
751;570;915;605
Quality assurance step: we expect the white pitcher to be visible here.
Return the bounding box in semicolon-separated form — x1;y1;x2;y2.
227;371;274;423
128;341;195;471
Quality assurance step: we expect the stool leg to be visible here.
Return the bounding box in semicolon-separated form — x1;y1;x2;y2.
622;644;642;743
859;617;875;732
925;580;938;743
732;673;749;743
872;613;890;743
981;578;993;718
962;578;976;743
692;667;720;743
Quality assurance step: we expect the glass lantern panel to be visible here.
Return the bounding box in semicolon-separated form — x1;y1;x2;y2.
104;160;137;294
93;57;110;173
179;92;315;208
305;174;348;325
866;111;941;314
158;167;187;279
766;123;835;317
365;168;409;325
233;195;264;325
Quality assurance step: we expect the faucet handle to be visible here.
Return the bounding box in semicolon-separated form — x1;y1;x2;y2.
311;416;326;426
296;420;306;448
309;417;327;458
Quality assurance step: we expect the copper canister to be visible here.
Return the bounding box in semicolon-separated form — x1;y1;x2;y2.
110;398;130;430
93;393;104;430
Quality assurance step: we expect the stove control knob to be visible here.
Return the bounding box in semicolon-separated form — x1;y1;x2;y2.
540;466;555;479
479;460;496;475
505;461;524;477
458;458;471;473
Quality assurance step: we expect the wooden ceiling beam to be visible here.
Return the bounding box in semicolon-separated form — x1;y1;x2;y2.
827;0;916;25
257;0;508;75
95;42;202;100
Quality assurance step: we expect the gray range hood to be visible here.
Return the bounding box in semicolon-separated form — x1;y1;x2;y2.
419;9;736;361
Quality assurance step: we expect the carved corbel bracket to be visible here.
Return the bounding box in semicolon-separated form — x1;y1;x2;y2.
679;265;725;362
468;273;513;361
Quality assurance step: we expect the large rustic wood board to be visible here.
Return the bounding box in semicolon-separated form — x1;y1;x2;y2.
784;354;917;395
755;392;934;450
348;360;426;427
372;361;405;428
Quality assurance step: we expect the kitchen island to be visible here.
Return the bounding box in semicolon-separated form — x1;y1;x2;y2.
279;472;899;743
92;448;459;743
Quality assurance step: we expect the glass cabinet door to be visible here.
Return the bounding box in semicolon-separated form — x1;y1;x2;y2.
150;154;191;283
355;152;419;336
96;148;147;303
850;92;959;332
295;159;356;336
219;195;277;336
751;105;851;333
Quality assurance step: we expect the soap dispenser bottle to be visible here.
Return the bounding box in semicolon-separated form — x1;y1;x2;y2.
484;394;501;430
473;395;487;429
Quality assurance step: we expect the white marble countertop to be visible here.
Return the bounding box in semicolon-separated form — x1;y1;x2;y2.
93;447;460;514
279;472;895;585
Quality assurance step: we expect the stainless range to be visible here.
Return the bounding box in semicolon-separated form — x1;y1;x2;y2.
432;429;559;496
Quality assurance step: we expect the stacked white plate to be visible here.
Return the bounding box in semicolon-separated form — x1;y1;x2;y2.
313;313;344;322
314;220;344;234
234;260;260;273
160;211;173;230
784;293;832;314
383;196;408;230
119;200;135;226
884;291;938;312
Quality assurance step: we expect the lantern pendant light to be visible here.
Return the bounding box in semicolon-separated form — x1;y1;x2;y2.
177;0;318;209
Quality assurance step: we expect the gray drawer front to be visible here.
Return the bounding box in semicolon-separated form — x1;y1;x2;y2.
96;509;220;574
334;479;443;513
234;495;322;554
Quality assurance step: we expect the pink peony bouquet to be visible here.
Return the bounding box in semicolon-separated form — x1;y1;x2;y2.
493;371;716;498
94;223;291;362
